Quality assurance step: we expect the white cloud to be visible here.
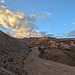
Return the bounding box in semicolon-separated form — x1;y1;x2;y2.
56;32;67;38
61;33;67;35
30;12;51;19
63;19;75;26
68;30;75;38
0;0;5;3
63;23;71;25
73;19;75;21
29;31;46;37
57;32;67;35
72;22;75;25
8;31;45;38
44;33;54;37
30;12;51;24
0;6;51;38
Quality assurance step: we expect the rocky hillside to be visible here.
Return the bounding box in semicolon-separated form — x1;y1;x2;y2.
24;47;75;75
0;30;31;75
39;47;75;66
27;36;75;67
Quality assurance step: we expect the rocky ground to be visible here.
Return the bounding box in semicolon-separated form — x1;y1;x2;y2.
0;31;75;75
0;67;15;75
0;31;31;75
24;47;75;75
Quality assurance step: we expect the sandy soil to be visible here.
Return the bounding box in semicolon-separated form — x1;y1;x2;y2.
24;46;75;75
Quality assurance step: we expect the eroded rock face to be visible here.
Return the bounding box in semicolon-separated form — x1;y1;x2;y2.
0;31;31;75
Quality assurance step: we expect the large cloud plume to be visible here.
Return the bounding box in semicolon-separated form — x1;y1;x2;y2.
0;6;51;38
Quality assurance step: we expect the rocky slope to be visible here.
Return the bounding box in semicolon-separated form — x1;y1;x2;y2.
0;31;31;75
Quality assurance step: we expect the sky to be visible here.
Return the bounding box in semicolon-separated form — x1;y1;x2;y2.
0;0;75;38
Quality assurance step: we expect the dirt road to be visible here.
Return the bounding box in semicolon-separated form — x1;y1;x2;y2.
24;47;75;75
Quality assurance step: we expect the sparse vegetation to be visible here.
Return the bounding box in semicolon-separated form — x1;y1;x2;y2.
8;58;13;62
4;65;7;69
3;60;6;64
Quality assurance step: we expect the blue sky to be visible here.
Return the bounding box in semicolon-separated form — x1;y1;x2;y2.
0;0;75;38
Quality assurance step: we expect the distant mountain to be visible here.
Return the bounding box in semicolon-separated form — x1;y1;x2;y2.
60;38;75;40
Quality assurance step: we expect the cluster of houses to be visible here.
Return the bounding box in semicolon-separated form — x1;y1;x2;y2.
29;37;75;50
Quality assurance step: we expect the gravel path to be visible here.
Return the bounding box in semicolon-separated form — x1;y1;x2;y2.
24;47;75;75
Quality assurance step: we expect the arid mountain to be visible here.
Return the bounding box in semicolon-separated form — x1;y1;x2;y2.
0;30;31;75
0;31;75;75
0;31;30;52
